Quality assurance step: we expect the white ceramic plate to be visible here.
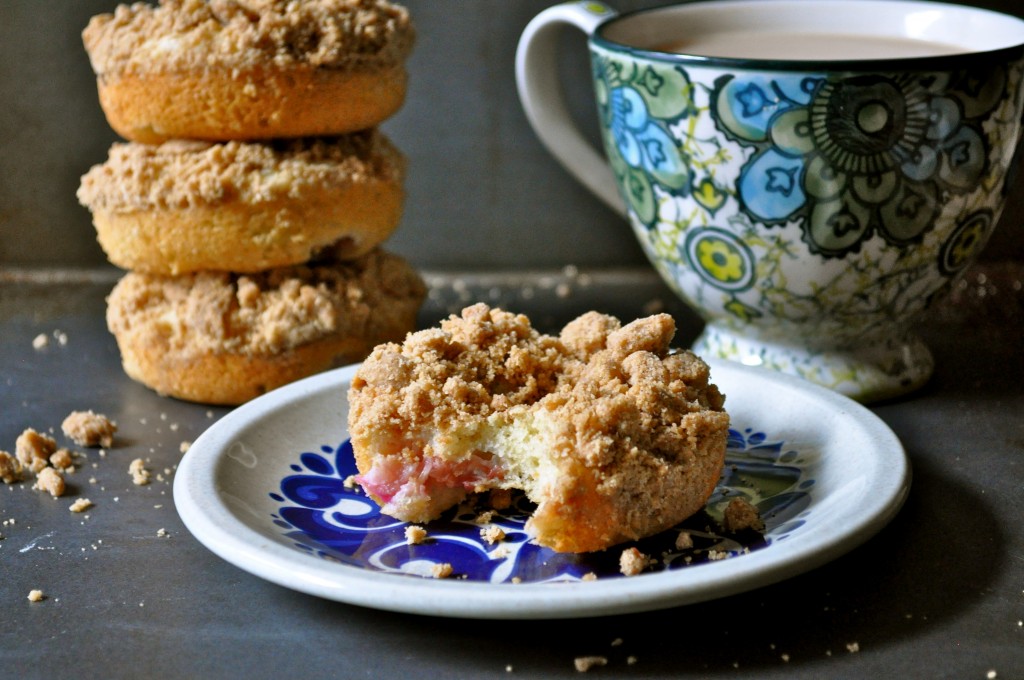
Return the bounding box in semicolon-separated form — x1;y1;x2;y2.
174;359;909;619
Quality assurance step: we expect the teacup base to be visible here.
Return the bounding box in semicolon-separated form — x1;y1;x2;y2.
692;324;934;403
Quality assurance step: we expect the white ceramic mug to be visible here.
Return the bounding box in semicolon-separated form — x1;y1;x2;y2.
517;0;1024;401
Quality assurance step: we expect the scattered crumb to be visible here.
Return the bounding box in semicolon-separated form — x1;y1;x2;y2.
987;671;997;679
619;547;649;576
49;448;74;470
431;562;453;579
573;656;608;672
27;589;44;602
707;549;730;561
0;450;22;484
69;498;93;513
34;467;65;497
15;428;57;467
32;334;49;350
343;474;360;489
626;656;637;666
480;525;506;544
846;642;860;653
129;458;151;486
674;531;693;550
505;665;513;673
54;330;68;346
581;572;597;582
62;410;117;448
722;498;765;533
510;577;522;584
475;510;495;524
610;638;623;647
405;525;427;545
157;528;169;538
179;441;191;454
781;653;790;662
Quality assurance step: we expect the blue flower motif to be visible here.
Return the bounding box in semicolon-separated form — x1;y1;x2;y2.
713;69;1005;257
594;54;697;225
609;86;690;189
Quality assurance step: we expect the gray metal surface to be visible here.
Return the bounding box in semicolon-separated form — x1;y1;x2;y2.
1;268;1022;679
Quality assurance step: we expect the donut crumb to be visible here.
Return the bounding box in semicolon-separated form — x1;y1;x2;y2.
430;562;453;579
129;458;151;486
404;525;427;545
34;467;66;498
62;410;118;448
16;429;57;468
480;525;506;545
722;498;765;532
619;547;649;576
0;451;22;484
573;656;608;672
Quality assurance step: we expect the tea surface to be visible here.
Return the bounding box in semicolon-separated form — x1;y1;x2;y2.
656;31;965;60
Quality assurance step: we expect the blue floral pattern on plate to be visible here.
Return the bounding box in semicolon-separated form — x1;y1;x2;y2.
268;427;812;583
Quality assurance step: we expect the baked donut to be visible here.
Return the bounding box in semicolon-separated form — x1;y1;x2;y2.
82;0;415;143
77;132;405;275
106;248;426;406
348;304;730;553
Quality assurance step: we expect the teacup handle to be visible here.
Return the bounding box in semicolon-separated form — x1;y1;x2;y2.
515;1;626;216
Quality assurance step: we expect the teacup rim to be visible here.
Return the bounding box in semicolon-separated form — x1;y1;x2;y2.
592;0;1024;71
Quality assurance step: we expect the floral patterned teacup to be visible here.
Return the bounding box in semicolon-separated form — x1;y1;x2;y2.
517;0;1024;401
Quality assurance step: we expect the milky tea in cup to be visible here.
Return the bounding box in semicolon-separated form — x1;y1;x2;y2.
656;30;965;61
517;0;1024;401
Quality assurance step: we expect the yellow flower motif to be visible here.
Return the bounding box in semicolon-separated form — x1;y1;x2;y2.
947;220;987;269
724;298;761;322
697;239;745;284
581;1;614;15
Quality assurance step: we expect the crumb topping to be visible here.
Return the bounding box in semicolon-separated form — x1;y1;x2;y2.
619;547;649;576
49;449;75;470
62;410;118;448
34;467;66;498
69;498;94;513
77;132;404;212
16;429;58;468
404;525;426;545
722;498;765;533
480;525;506;544
573;656;608;672
353;303;724;438
107;249;425;356
83;0;414;76
0;451;22;484
430;562;453;579
129;458;152;486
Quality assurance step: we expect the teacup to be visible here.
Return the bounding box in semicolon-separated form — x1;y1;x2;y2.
517;0;1024;401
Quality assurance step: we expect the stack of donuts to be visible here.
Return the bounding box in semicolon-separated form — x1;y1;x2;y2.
76;0;425;406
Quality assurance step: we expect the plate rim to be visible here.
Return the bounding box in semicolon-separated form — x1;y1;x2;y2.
173;358;910;619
